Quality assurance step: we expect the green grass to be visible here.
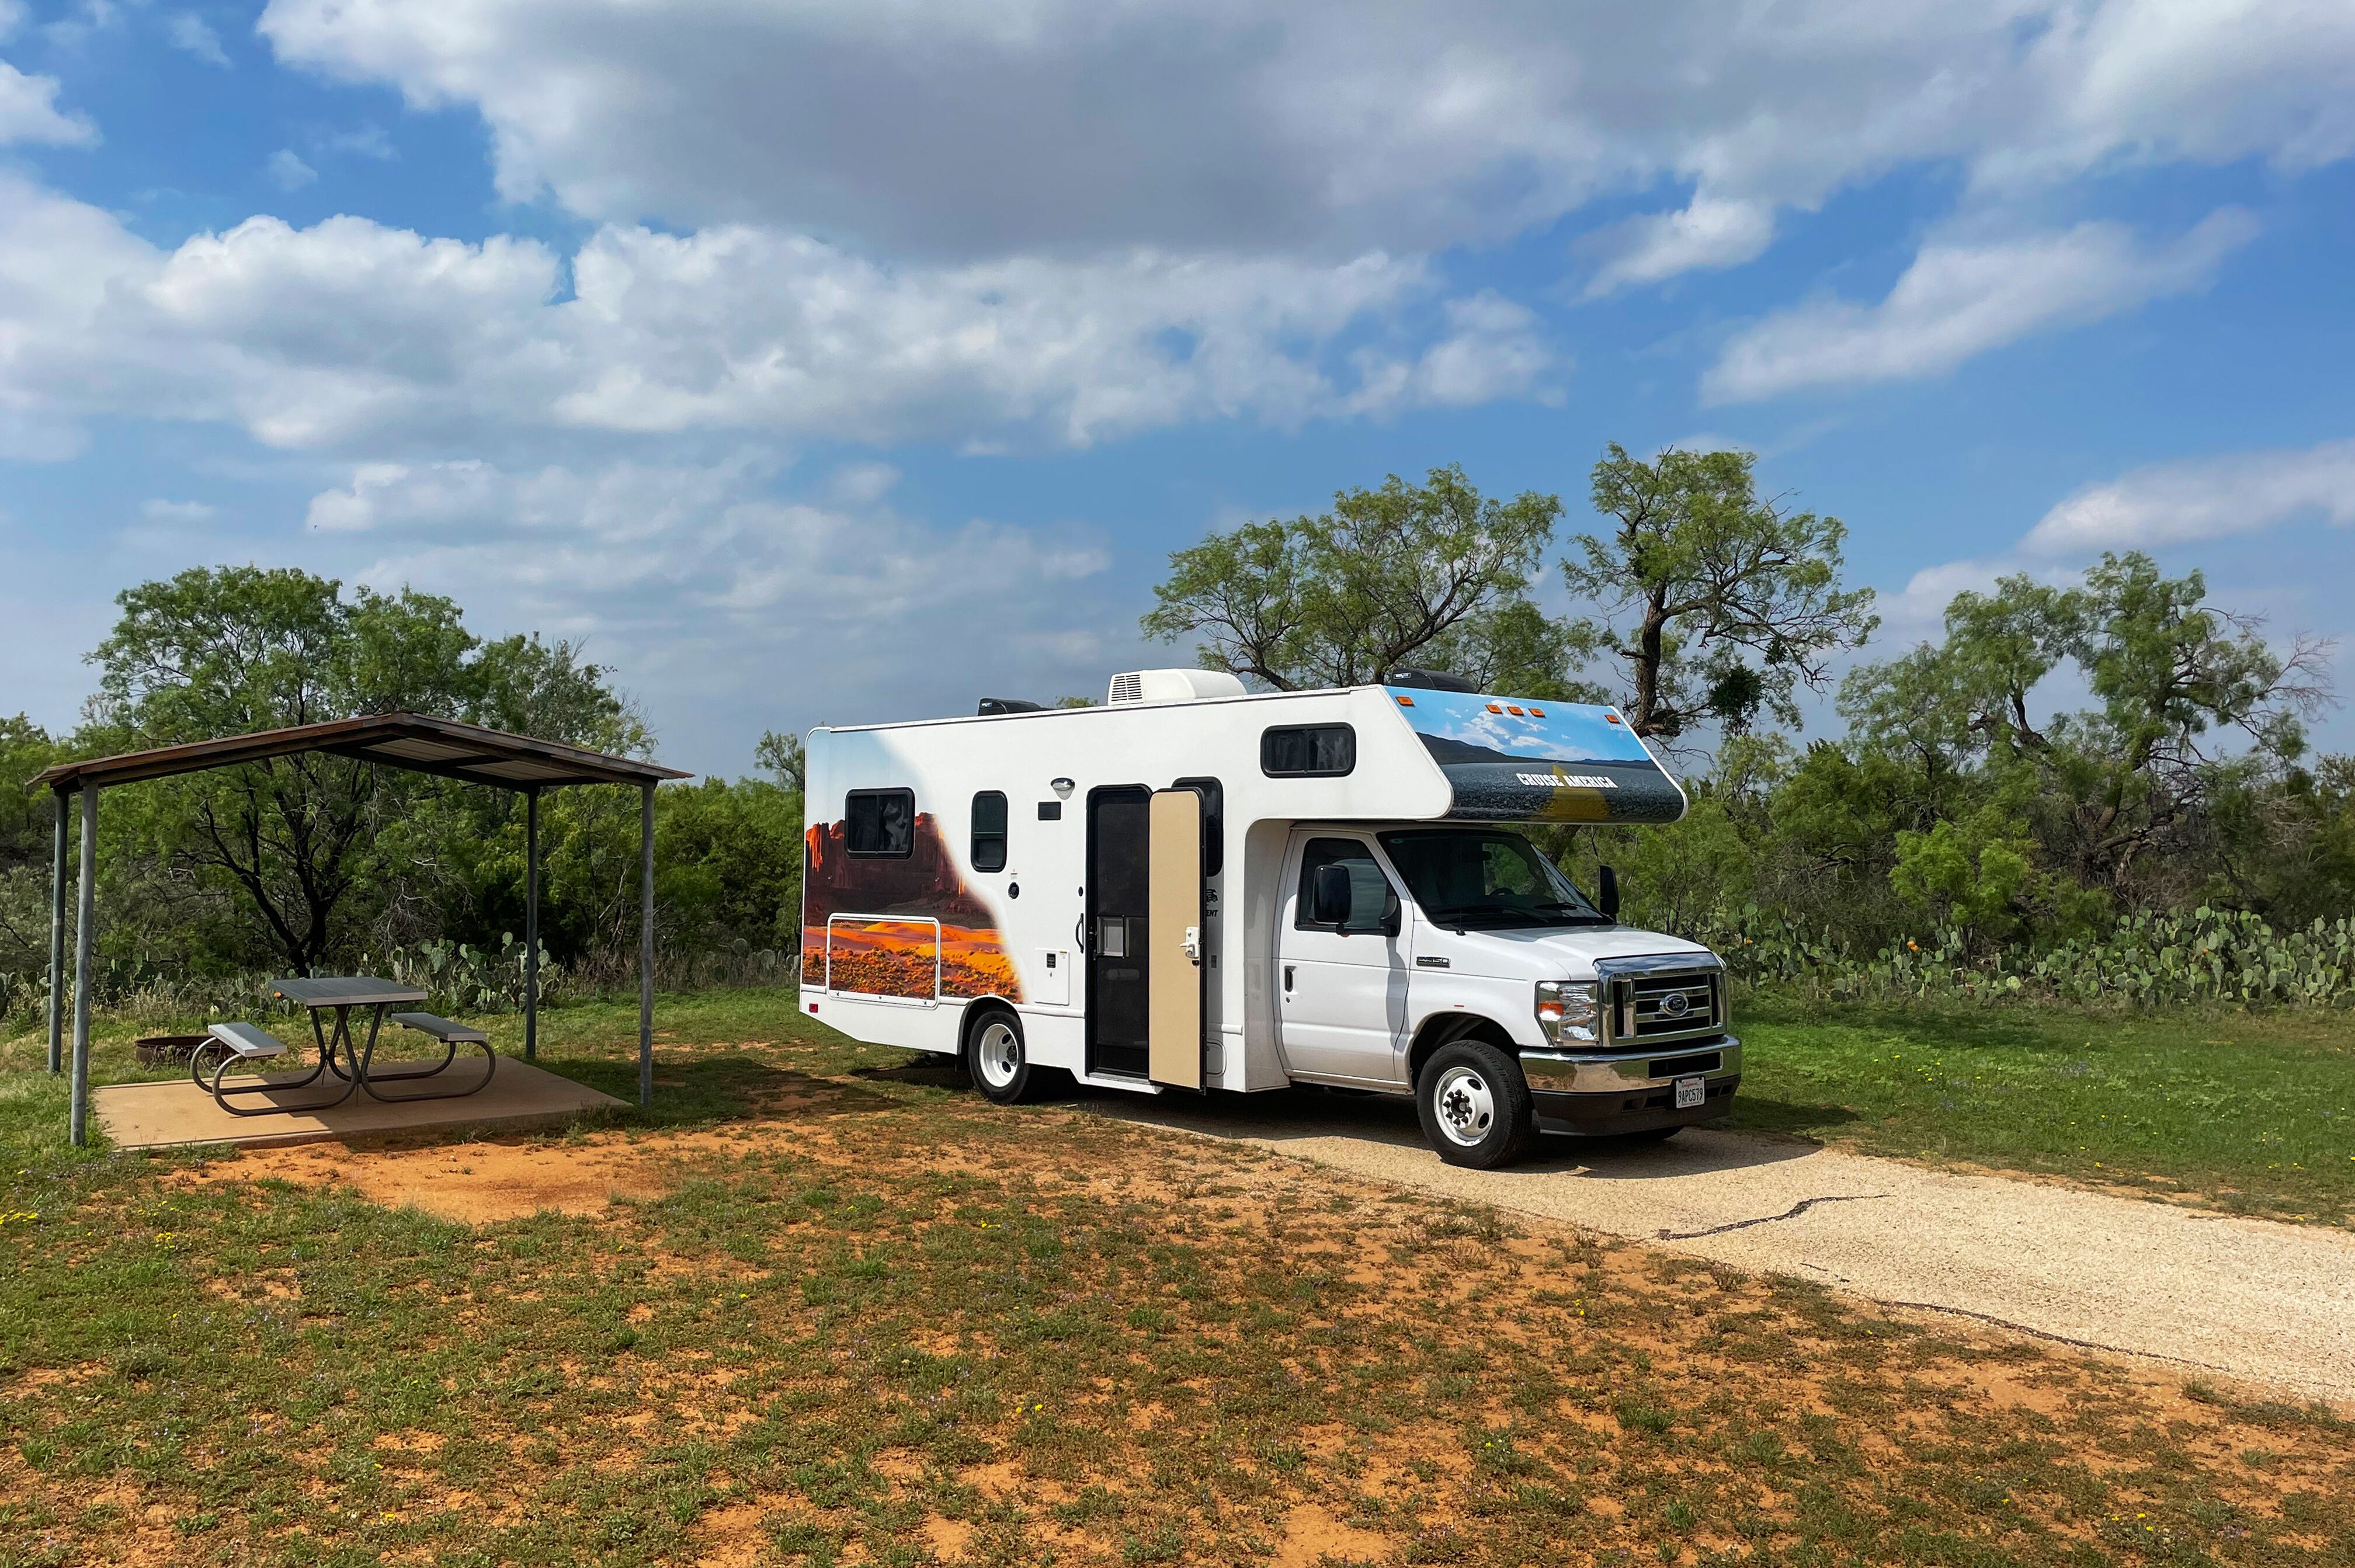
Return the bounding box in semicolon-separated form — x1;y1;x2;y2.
1728;996;2355;1225
4;989;2354;1566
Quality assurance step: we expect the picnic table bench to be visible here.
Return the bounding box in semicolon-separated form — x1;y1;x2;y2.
186;979;497;1117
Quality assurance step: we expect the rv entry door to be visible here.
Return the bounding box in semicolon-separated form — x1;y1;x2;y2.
1147;790;1206;1089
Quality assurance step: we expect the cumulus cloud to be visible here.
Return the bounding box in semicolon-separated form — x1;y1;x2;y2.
1578;194;1776;298
265;148;316;189
1703;211;2255;404
1343;293;1562;416
300;454;1134;752
140;498;218;524
0;57;95;145
257;0;2355;277
0;175;1555;456
2026;437;2355;556
166;12;230;67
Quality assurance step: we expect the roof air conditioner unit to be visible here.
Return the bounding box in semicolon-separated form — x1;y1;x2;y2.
1106;669;1248;705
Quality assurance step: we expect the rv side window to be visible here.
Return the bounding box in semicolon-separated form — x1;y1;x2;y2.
845;788;915;857
970;791;1008;872
1260;724;1356;777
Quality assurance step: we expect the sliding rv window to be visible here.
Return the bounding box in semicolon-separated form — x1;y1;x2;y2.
970;791;1008;872
845;788;915;857
1260;724;1356;777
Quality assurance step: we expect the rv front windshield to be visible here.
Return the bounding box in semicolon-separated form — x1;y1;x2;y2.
1377;829;1606;930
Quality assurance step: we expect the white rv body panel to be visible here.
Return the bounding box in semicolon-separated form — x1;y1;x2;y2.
801;687;1445;1091
797;678;1740;1146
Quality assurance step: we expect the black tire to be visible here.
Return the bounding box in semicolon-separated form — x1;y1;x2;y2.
964;1007;1040;1105
1415;1038;1536;1169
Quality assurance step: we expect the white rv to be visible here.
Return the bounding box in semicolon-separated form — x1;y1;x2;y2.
797;670;1738;1167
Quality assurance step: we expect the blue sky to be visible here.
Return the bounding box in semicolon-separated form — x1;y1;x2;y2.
4;0;2353;778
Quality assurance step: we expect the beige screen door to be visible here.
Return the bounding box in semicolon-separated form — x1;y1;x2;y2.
1147;789;1205;1089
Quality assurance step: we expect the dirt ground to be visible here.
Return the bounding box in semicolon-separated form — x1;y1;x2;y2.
14;1075;2354;1567
1081;1085;2355;1406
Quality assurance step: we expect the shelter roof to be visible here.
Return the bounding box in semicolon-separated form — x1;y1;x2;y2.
27;711;690;794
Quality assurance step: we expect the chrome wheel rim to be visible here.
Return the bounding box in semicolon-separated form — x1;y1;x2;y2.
975;1021;1021;1089
1432;1063;1496;1146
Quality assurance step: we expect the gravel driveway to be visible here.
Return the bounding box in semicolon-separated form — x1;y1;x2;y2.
1083;1086;2355;1406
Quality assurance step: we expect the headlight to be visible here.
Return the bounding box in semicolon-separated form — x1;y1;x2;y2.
1535;981;1599;1045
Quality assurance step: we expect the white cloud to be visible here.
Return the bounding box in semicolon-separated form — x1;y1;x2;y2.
256;0;2355;279
0;174;155;458
41;1;120;50
322;122;394;160
1703;211;2255;404
824;461;899;507
0;57;96;145
2026;437;2355;557
1578;194;1775;298
0;175;1554;456
298;454;1134;755
166;12;230;67
266;148;316;189
1343;292;1561;415
139;497;218;524
1880;556;2012;642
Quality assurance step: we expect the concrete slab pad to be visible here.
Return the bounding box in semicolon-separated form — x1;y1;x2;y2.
95;1057;626;1151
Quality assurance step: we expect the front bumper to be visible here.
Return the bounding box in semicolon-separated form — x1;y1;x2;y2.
1517;1035;1741;1136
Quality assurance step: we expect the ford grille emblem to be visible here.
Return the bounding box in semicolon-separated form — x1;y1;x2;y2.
1661;992;1691;1018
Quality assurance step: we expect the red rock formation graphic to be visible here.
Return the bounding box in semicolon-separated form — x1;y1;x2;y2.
800;813;1022;1002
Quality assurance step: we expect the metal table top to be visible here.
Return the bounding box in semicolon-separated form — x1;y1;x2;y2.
271;976;429;1009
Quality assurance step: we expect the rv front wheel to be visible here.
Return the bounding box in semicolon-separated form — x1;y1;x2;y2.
966;1009;1038;1105
1416;1038;1535;1169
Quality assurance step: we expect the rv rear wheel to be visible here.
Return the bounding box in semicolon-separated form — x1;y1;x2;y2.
966;1008;1040;1105
1416;1038;1535;1169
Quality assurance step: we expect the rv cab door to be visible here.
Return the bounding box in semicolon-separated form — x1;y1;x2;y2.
1276;832;1411;1087
1146;789;1205;1090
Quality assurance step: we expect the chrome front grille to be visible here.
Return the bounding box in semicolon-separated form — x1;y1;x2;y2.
1597;960;1724;1048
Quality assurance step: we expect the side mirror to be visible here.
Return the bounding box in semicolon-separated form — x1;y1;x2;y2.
1597;864;1621;922
1380;884;1402;938
1311;863;1353;926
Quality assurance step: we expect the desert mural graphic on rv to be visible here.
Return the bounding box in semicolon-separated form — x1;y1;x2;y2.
802;811;1024;1003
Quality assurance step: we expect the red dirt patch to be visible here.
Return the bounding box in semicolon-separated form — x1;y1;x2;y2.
168;1135;678;1222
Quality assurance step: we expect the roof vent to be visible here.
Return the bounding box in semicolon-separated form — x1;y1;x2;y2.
977;697;1043;716
1106;669;1248;705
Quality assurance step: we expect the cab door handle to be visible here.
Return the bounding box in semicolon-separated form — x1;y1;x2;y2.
1283;965;1295;993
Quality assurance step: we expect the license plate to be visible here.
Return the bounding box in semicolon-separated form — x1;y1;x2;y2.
1674;1075;1706;1110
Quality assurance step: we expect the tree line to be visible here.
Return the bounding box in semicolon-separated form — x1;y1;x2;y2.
1147;450;2347;965
0;567;804;1012
2;447;2347;1016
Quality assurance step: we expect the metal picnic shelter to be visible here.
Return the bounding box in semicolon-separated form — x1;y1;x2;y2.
27;712;691;1145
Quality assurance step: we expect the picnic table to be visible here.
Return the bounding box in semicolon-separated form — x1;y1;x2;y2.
190;976;496;1116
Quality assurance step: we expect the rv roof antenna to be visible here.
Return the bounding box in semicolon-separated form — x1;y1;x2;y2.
1387;667;1480;694
977;697;1045;716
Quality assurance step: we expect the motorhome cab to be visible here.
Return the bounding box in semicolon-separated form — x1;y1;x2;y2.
797;669;1738;1167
